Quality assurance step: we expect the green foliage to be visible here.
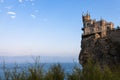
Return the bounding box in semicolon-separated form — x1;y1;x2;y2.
0;57;120;80
67;65;82;80
27;57;44;80
117;26;120;29
67;59;120;80
44;63;65;80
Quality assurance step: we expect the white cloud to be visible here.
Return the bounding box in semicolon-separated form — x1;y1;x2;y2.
30;0;34;1
7;11;16;19
19;0;34;3
5;6;13;9
43;18;48;22
0;10;2;13
0;0;4;3
25;0;34;2
19;0;23;3
35;10;39;12
7;11;16;15
10;15;16;19
31;3;35;6
31;14;36;19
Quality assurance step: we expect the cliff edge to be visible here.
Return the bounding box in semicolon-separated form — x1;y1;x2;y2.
79;29;120;67
79;13;120;67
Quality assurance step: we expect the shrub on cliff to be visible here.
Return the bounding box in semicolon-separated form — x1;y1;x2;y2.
44;63;65;80
67;65;82;80
1;57;120;80
83;58;120;80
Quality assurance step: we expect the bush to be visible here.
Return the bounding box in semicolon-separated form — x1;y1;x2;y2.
67;65;82;80
27;57;44;80
44;63;65;80
0;57;120;80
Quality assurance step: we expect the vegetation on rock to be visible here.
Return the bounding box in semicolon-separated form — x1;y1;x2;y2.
0;57;120;80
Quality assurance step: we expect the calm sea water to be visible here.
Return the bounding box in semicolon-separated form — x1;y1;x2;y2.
0;56;81;73
0;62;82;74
0;62;82;80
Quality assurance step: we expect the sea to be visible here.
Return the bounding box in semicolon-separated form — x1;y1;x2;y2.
0;62;82;80
0;56;82;79
0;62;81;73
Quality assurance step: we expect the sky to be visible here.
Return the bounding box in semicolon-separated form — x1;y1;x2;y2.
0;0;120;57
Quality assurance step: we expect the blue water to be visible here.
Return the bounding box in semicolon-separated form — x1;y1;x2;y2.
0;62;82;75
0;62;82;80
0;56;82;80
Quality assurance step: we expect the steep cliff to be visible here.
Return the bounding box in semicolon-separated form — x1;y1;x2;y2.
79;29;120;67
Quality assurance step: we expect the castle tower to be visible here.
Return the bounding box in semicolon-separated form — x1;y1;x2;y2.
108;22;114;30
100;19;106;26
100;19;106;37
82;13;91;24
82;13;93;35
81;14;114;38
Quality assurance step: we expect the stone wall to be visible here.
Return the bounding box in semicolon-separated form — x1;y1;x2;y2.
79;29;120;68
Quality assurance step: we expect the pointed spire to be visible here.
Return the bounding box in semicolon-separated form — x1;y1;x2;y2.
100;17;103;20
86;11;90;16
82;12;84;16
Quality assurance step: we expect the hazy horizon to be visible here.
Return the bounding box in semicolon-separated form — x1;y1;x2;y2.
0;56;79;63
0;0;120;58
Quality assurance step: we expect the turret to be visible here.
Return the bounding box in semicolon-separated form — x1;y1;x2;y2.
106;22;114;30
81;14;114;38
109;22;114;30
82;13;91;28
100;19;106;26
82;13;91;22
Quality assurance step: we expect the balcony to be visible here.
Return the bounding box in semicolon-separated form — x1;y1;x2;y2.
82;31;101;38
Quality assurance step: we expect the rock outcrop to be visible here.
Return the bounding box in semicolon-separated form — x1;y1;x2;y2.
79;29;120;67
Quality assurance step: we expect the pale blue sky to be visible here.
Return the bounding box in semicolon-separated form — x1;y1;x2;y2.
0;0;120;57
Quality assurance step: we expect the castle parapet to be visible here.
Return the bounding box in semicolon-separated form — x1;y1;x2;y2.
82;13;114;38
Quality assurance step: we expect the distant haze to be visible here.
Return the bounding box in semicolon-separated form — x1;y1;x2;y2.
0;0;120;57
0;56;78;63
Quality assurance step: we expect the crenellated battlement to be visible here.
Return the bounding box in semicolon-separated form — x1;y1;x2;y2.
82;13;114;38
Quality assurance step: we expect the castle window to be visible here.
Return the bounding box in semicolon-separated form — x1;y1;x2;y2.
96;27;99;31
87;23;91;26
91;28;94;32
107;26;110;30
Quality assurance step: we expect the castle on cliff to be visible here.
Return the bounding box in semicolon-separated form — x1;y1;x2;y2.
82;13;114;38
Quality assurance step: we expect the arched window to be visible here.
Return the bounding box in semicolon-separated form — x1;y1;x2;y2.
107;26;110;30
87;23;91;26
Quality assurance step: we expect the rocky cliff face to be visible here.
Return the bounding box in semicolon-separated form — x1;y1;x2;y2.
79;29;120;67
